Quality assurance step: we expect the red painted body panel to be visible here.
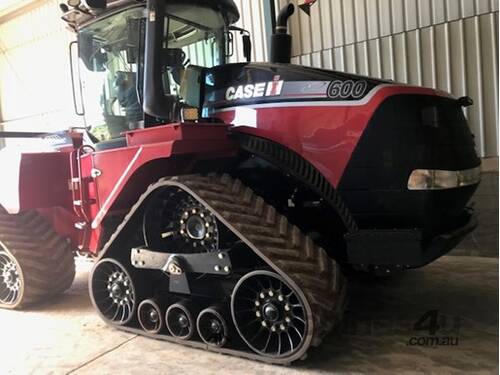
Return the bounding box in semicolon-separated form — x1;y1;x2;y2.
217;85;452;187
3;85;453;255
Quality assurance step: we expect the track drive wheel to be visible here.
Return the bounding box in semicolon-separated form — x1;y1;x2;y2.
0;208;76;309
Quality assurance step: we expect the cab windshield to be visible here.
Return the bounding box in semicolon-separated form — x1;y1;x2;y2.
77;5;225;141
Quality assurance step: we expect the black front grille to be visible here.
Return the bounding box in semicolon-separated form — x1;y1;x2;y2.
338;94;480;232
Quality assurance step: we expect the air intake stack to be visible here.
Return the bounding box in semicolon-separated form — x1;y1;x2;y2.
270;4;295;64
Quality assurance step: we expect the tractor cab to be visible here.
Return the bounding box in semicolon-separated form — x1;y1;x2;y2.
63;0;239;148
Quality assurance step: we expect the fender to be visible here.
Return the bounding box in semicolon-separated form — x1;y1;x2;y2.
231;132;357;233
79;123;237;252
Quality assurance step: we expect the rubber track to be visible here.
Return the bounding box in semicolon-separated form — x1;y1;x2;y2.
0;208;75;309
98;174;346;364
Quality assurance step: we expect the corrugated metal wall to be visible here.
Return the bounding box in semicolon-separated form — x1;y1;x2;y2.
269;0;499;157
230;0;271;63
0;0;80;133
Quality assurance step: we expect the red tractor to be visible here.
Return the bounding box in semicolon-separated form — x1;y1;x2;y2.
0;0;480;364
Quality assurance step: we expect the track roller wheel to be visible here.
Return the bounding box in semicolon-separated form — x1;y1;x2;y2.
232;270;309;359
138;299;164;334
90;258;136;326
166;302;195;340
197;307;228;347
0;209;75;309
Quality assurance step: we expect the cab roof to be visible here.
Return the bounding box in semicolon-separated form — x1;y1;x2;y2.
61;0;239;30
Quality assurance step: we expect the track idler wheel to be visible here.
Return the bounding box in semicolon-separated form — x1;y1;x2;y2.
231;270;309;358
0;251;22;305
138;299;164;334
166;302;195;340
90;258;136;326
197;307;228;348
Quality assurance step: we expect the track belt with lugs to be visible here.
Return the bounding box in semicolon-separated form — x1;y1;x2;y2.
96;174;346;364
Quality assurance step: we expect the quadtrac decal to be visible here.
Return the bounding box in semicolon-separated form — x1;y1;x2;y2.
225;80;284;101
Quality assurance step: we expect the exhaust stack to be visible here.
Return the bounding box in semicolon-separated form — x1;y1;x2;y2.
270;4;295;64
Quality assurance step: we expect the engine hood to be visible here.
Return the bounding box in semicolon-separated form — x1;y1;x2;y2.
203;63;394;112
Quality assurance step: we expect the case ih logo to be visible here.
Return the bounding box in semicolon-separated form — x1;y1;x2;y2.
225;79;284;101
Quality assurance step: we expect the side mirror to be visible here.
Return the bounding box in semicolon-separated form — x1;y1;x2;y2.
242;34;252;62
229;26;252;62
225;31;234;58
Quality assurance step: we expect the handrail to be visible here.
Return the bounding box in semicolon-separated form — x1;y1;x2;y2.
69;41;86;116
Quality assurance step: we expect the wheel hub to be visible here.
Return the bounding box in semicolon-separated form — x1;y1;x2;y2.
143;190;219;253
149;309;159;323
110;283;123;298
106;272;131;305
5;271;14;284
178;313;189;328
178;205;218;251
257;291;291;331
263;302;281;322
210;319;222;334
185;215;207;240
1;261;19;290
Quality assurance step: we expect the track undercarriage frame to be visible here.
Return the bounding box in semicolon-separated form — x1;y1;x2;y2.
89;174;346;364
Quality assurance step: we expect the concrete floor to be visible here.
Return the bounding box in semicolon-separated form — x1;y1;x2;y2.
0;256;497;374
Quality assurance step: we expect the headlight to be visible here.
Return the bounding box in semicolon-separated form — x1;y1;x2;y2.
407;166;481;190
